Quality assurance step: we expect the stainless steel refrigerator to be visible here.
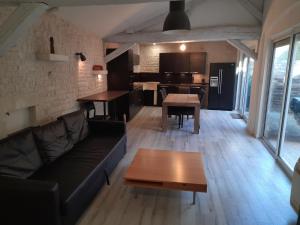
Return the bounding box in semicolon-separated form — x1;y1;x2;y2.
208;63;236;110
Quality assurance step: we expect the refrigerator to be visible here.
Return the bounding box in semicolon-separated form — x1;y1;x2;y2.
208;63;236;110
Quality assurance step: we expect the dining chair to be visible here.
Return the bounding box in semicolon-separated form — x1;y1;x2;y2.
160;88;182;129
180;87;206;127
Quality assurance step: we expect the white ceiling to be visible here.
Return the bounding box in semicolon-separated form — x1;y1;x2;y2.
55;0;264;40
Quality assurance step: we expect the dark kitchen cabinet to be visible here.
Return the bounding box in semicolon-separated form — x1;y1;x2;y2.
143;90;154;106
159;53;175;73
175;53;190;73
190;52;207;74
159;52;206;73
106;48;142;121
107;48;133;91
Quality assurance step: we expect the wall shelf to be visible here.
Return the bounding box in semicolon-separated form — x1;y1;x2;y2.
36;53;69;62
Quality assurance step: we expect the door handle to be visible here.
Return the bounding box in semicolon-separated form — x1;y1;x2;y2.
220;69;223;94
218;70;221;95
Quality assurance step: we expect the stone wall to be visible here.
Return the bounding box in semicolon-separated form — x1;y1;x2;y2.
139;41;237;76
0;8;106;138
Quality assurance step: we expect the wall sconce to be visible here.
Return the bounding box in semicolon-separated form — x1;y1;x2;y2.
75;52;87;61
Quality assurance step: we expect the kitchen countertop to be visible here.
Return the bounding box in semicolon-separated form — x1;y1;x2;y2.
159;83;209;87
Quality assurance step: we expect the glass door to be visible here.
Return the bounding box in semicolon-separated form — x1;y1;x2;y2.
244;58;255;118
263;39;291;151
238;57;249;115
280;34;300;169
237;56;255;120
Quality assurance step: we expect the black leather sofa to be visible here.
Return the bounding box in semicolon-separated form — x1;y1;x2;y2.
0;110;127;225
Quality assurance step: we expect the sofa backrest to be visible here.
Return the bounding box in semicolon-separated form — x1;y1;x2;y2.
0;129;43;179
33;120;73;164
58;110;89;145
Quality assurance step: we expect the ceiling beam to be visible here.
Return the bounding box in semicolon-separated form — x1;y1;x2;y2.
0;0;176;7
104;43;136;63
227;39;257;60
0;3;48;57
236;0;263;22
104;26;262;44
125;0;206;34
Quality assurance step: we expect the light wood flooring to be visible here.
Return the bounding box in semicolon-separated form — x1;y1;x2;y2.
77;107;297;225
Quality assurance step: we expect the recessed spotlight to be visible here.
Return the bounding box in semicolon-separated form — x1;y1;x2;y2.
179;43;186;51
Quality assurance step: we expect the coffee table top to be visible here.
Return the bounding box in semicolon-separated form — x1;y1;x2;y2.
124;149;207;192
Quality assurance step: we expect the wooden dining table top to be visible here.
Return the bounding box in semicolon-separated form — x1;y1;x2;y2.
77;90;128;102
162;94;200;106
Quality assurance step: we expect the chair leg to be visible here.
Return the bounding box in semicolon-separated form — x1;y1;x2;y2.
297;212;300;225
187;115;189;120
181;115;184;128
178;115;181;129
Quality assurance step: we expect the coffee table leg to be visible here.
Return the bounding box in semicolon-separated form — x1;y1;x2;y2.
192;192;196;205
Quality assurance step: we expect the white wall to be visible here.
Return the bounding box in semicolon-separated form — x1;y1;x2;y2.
0;8;107;138
247;0;300;136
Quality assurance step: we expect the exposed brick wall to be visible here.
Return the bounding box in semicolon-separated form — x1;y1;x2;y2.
139;42;238;75
0;9;106;137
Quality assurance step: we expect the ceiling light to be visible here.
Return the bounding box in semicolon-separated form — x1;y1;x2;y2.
153;43;156;45
163;0;191;34
180;43;186;51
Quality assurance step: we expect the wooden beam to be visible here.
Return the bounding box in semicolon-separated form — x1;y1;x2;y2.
126;0;205;34
0;0;174;7
104;26;261;43
104;43;136;63
0;3;48;57
227;39;257;60
237;0;263;22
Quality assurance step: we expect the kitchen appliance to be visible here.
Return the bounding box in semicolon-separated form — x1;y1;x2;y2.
208;63;236;110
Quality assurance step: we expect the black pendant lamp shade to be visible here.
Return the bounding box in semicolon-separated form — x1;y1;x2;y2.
163;0;191;34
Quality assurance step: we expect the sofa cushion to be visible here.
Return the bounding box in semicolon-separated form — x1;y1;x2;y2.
29;134;124;215
59;110;89;145
33;120;73;164
0;129;43;179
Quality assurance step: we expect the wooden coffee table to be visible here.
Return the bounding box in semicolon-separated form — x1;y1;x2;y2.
124;149;207;204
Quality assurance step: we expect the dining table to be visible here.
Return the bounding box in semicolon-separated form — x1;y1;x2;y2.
162;93;200;134
77;91;128;120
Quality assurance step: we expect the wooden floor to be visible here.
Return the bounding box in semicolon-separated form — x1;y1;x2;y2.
77;107;297;225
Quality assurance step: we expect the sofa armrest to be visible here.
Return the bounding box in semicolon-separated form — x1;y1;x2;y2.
88;120;126;136
0;176;61;225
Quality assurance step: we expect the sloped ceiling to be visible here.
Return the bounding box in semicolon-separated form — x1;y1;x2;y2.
55;0;264;40
56;2;168;37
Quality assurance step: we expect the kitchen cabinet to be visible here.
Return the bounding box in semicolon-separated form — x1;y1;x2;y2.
106;48;143;121
175;53;190;73
107;48;133;91
190;52;207;74
159;52;207;73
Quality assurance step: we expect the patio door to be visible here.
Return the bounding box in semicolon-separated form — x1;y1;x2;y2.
263;39;291;151
263;33;300;171
280;34;300;169
237;56;255;120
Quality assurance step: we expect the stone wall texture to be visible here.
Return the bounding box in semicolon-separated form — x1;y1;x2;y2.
139;41;238;75
0;8;106;137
